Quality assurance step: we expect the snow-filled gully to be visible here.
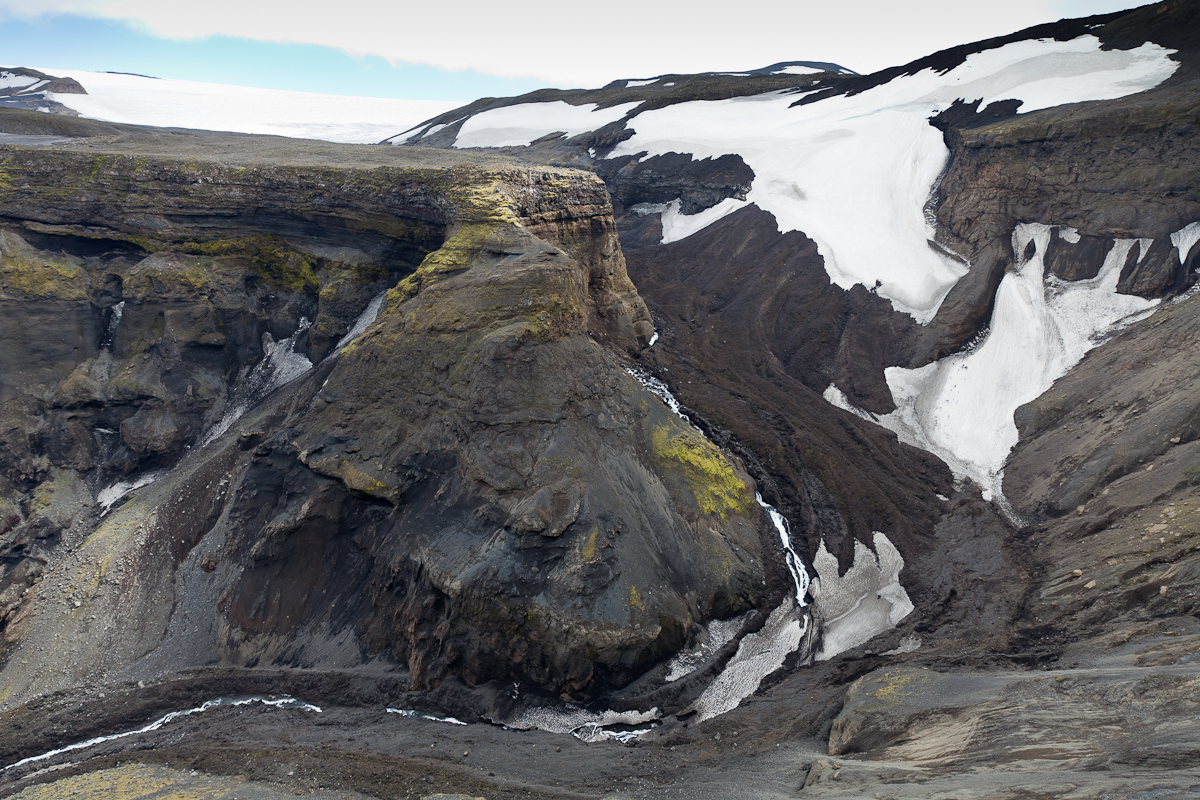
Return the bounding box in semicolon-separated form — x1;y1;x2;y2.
824;221;1193;512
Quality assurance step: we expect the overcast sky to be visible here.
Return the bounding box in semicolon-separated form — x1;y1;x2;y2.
0;0;1155;100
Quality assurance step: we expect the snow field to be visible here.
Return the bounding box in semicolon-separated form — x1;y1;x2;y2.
16;66;461;144
453;100;641;148
0;71;40;90
605;36;1176;320
772;65;826;75
444;36;1177;321
827;222;1167;505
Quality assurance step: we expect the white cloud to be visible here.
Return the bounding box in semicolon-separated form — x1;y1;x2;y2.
0;0;1151;87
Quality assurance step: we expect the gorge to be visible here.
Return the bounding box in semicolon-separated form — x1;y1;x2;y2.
1;2;1199;798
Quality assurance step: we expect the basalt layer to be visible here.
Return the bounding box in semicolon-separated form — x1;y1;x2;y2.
0;121;768;709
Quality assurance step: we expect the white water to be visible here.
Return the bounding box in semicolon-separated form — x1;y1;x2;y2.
624;366;693;423
499;704;660;743
757;492;809;605
100;300;124;350
202;318;313;445
3;697;321;773
623;366;825;720
386;708;467;725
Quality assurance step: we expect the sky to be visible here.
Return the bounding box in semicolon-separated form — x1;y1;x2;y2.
0;0;1155;101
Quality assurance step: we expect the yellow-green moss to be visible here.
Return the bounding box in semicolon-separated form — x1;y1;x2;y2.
10;762;222;799
0;254;87;300
394;220;503;299
629;585;645;612
581;526;600;561
650;421;754;519
176;235;317;294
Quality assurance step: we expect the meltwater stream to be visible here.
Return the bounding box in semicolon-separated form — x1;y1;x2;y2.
75;305;885;751
622;366;815;724
3;697;321;774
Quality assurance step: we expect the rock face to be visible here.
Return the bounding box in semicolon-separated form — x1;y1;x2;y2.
0;123;766;707
4;8;1200;796
380;0;1200;726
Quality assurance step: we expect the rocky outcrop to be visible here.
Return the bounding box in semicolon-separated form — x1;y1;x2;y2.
0;125;767;709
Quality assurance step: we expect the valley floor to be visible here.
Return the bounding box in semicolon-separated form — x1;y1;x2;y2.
2;617;1197;800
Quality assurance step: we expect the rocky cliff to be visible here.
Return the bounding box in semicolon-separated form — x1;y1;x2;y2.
3;3;1200;797
0;122;771;710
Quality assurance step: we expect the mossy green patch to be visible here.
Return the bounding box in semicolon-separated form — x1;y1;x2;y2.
395;221;505;300
649;419;753;519
0;230;88;299
581;526;600;561
177;235;318;294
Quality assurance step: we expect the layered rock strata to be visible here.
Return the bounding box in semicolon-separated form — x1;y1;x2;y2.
0;125;765;708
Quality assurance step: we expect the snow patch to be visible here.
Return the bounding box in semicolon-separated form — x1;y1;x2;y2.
0;71;39;90
810;533;913;660
664;613;750;682
624;78;658;87
884;634;922;656
687;602;807;723
453;101;641;149
773;65;825;75
203;318;313;445
98;469;166;513
606;36;1177;321
334;292;387;353
1171;221;1200;265
658;197;749;244
826;224;1158;505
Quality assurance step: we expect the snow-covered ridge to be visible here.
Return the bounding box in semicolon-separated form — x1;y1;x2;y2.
4;65;460;144
447;36;1176;322
454;100;640;148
